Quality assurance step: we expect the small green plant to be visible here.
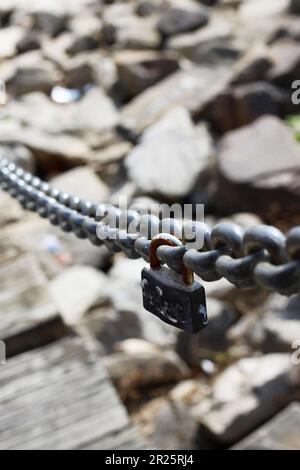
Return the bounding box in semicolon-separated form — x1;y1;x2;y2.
285;115;300;142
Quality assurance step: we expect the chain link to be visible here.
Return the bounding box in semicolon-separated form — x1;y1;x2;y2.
1;157;300;296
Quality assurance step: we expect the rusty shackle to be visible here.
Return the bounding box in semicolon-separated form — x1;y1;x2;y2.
149;233;194;286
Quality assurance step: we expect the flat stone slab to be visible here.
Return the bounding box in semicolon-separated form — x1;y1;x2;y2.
0;337;145;450
233;403;300;450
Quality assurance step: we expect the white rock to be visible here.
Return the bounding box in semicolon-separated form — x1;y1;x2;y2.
193;353;300;443
134;397;198;450
120;65;233;134
49;265;109;325
239;0;290;20
109;256;178;347
125;107;214;198
104;348;190;393
68;87;119;133
51;166;109;203
0;26;24;60
0;191;24;227
114;338;160;355
0;120;90;165
249;294;300;353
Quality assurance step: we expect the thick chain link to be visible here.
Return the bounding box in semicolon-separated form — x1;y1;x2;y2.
1;157;300;296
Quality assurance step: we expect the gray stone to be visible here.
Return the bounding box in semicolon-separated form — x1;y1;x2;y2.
268;40;300;86
2;92;67;134
0;191;24;227
57;235;111;271
231;45;274;85
67;87;119;134
4;0;95;17
114;50;179;98
49;265;109;325
16;32;41;54
207;82;283;132
67;12;102;55
239;0;290;20
115;338;161;355
51;167;109;203
125;107;214;198
157;2;210;37
267;19;300;44
103;346;190;399
219;116;300;183
0;143;35;172
103;3;160;50
0;1;13;22
176;298;238;366
134;397;199;450
32;11;66;37
4;89;118;136
69;13;102;45
108;181;137;207
215;116;300;217
0;215;109;279
193;353;300;444
63;58;94;90
135;0;157;17
120;65;233;134
62;52;117;92
169;378;210;406
90;141;132;167
67;36;100;56
67;11;103;55
248;294;300;353
228;212;264;228
6;56;62;96
42;32;74;67
83;308;142;354
7;87;117;136
0;26;24;60
108;256;177;348
7;67;59;96
0;119;90;167
166;14;235;63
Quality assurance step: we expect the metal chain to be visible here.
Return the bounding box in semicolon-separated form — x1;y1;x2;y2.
1;157;300;296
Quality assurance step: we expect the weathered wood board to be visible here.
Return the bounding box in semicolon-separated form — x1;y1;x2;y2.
0;252;67;357
0;337;145;450
233;403;300;450
83;426;147;450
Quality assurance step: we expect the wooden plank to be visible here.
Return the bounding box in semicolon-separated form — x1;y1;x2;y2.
0;337;143;450
82;426;147;450
0;252;67;357
233;403;300;450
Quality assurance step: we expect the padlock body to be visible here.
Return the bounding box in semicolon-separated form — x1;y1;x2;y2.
141;266;208;334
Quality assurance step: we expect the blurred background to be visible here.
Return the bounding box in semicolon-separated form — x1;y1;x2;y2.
0;0;300;450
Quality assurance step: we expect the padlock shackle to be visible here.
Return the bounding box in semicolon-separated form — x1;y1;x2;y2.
150;235;194;286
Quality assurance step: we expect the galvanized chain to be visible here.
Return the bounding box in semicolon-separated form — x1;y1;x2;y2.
1;157;300;296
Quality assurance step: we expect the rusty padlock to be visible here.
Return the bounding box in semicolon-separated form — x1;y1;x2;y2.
141;234;208;334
